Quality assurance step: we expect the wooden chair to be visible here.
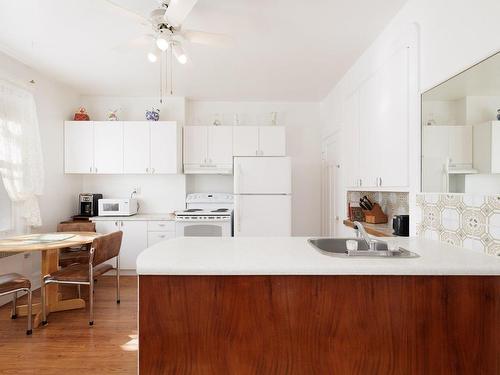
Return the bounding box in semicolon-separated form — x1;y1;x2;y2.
0;273;32;335
41;231;122;326
57;222;96;268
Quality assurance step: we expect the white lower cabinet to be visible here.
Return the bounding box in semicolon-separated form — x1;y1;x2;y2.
94;220;147;270
120;221;148;269
147;231;176;246
94;219;175;271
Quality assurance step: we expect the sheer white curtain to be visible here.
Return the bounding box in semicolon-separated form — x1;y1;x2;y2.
0;80;44;229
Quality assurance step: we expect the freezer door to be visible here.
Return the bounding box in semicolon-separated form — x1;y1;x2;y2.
234;157;291;194
234;195;291;237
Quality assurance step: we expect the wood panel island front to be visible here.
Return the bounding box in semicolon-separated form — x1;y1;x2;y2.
137;237;500;375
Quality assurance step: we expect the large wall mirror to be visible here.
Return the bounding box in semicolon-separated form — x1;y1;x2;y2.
421;51;500;194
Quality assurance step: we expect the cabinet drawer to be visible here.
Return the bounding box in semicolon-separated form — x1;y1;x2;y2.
148;231;175;246
147;221;175;232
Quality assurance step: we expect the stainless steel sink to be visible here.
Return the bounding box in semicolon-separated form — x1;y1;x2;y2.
308;238;419;258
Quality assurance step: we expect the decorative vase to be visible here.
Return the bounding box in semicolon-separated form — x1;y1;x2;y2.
73;107;90;121
146;108;160;121
107;109;119;121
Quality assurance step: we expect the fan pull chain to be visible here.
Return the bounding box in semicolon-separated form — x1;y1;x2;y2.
159;52;163;104
162;51;168;101
170;46;174;95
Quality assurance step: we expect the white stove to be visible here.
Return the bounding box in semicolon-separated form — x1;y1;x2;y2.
175;193;233;236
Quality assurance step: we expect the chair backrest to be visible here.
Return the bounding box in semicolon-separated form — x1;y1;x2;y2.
57;222;96;233
89;231;123;266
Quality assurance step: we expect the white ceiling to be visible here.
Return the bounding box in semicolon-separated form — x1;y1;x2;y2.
0;0;408;101
423;51;500;101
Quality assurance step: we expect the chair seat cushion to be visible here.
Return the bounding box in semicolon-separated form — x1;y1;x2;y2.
0;273;31;294
59;250;90;268
45;263;114;283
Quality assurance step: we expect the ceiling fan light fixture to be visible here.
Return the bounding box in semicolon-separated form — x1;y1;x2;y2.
147;50;158;63
173;44;187;64
156;35;170;51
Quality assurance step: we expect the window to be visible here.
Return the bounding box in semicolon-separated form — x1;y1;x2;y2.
0;79;44;231
0;179;11;233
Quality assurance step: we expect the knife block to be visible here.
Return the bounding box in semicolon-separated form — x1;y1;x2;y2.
362;203;388;224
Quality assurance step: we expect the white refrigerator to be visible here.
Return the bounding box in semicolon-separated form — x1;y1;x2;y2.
233;157;292;237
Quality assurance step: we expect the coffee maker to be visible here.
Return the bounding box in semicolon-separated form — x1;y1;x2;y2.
79;193;103;217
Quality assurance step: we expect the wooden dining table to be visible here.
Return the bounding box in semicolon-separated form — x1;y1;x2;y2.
0;232;100;327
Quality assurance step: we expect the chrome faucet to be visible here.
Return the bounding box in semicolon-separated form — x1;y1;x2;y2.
353;221;381;251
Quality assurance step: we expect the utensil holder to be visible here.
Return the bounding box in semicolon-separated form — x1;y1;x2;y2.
362;203;388;224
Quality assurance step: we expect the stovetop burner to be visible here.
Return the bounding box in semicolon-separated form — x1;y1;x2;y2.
211;208;229;212
185;209;203;212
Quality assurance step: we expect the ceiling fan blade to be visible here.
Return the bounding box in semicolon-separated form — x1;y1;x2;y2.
181;30;233;47
164;0;198;27
102;0;149;25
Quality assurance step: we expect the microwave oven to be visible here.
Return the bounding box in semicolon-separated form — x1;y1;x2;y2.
98;199;138;216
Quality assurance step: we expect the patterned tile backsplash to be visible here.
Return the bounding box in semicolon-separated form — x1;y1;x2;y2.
347;191;409;222
416;193;500;256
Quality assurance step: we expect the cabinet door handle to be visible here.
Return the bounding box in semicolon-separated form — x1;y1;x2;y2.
159;235;166;239
146;167;149;173
89;166;92;173
115;221;118;227
95;167;98;173
359;179;363;187
379;177;382;187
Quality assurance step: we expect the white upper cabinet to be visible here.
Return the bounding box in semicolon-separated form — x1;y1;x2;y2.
343;92;360;188
150;121;179;174
183;126;208;165
347;45;410;189
93;122;124;174
123;122;150;174
64;121;94;173
258;127;286;156
233;126;286;156
183;126;233;174
65;121;180;175
207;126;233;164
233;126;259;156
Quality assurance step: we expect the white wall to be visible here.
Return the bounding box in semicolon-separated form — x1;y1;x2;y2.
82;174;186;214
320;0;500;234
187;101;322;236
0;51;81;301
79;96;186;124
465;96;500;125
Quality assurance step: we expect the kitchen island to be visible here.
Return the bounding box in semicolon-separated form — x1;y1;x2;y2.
137;237;500;374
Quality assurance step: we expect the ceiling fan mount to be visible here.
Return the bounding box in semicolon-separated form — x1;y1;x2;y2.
105;0;233;95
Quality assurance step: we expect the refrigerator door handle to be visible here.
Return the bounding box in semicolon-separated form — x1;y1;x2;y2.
237;202;242;234
237;162;243;194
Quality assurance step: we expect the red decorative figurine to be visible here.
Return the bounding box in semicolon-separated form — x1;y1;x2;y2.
74;107;90;121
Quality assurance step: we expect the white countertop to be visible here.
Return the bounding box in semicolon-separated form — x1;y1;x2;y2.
91;213;175;221
136;237;500;276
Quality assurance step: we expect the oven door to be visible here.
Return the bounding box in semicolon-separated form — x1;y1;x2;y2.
175;219;231;237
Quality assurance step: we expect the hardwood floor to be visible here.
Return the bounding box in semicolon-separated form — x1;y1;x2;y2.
0;276;137;375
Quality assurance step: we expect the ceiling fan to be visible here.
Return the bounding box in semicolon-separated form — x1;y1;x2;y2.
105;0;232;65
